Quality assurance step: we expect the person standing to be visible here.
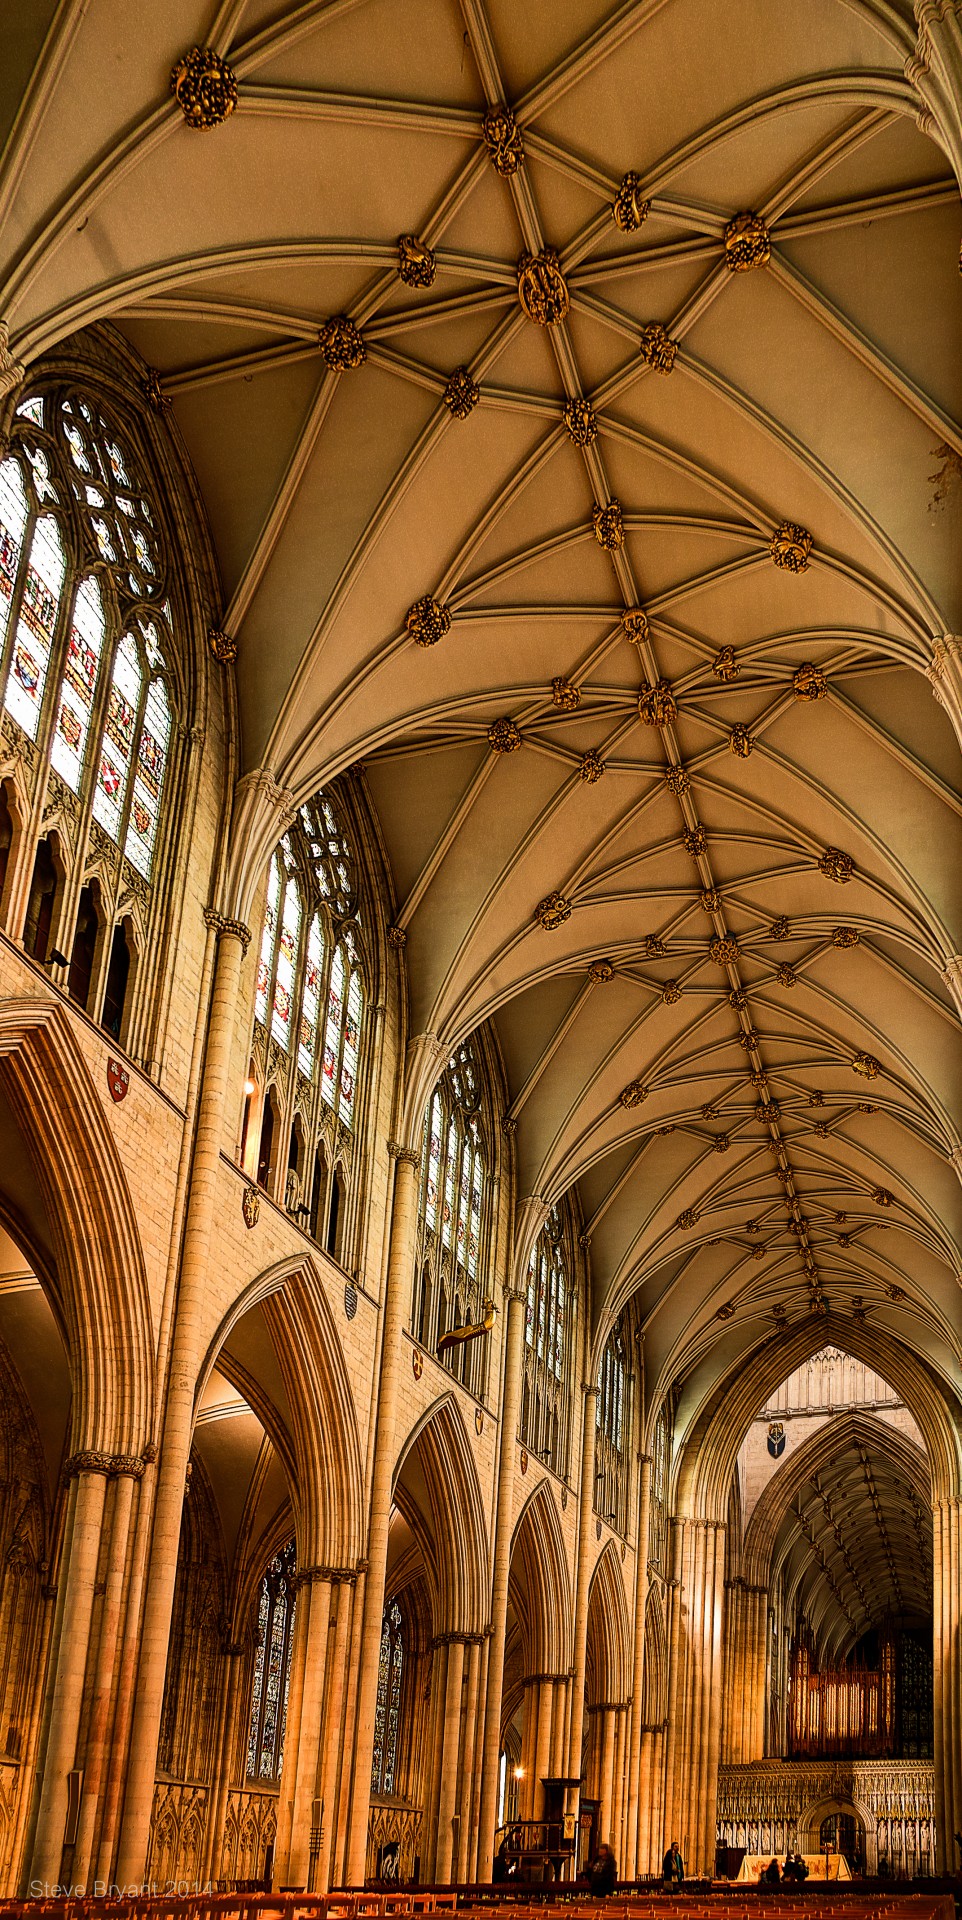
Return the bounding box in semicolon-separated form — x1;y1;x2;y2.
588;1842;618;1895
662;1839;684;1888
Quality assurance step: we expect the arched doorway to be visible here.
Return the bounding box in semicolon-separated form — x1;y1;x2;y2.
819;1812;862;1874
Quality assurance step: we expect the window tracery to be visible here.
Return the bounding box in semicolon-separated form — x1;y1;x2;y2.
246;1540;297;1782
413;1039;490;1397
520;1204;575;1477
250;793;366;1260
595;1316;632;1535
371;1596;404;1797
0;381;182;1041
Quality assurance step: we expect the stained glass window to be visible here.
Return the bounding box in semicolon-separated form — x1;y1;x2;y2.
371;1597;404;1797
413;1039;491;1396
520;1205;573;1476
272;871;302;1050
0;387;177;885
250;790;366;1245
595;1317;632;1535
246;1539;297;1781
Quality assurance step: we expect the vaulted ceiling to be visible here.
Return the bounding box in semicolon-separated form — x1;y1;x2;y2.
4;0;962;1425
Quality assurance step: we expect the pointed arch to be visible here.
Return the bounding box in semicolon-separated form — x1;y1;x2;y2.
509;1478;572;1676
392;1394;489;1633
0;995;152;1454
675;1317;962;1521
641;1588;668;1726
585;1540;632;1707
742;1409;930;1589
196;1251;364;1568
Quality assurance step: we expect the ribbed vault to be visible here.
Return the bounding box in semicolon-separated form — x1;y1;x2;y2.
3;0;962;1398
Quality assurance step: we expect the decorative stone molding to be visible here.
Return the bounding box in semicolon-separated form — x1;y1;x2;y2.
64;1449;153;1479
204;907;252;953
0;322;25;408
388;1140;420;1168
234;766;298;833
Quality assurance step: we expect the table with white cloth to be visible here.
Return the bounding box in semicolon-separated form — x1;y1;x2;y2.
736;1853;852;1882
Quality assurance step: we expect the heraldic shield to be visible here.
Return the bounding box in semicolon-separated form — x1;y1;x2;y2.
768;1420;786;1458
106;1058;129;1103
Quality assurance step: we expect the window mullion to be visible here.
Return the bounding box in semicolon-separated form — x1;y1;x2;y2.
0;489;37;706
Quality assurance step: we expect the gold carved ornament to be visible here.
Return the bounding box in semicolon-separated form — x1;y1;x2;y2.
833;925;860;947
730;723;753;757
639;323;678;374
318;316;366;371
619;1080;649;1109
613;172;650;232
563;398;597;446
873;1186;894;1206
853;1052;882;1078
793;661;827;700
712;646;739;682
714;1134;731;1152
405;596;451;647
737;1029;758;1050
684;825;706;856
818;846;855;883
622;607;649;644
588;958;614;982
664;765;690;796
207;628;237;664
534;891;571;929
644;934;667;957
700;887;721;911
776;963;797;987
170;48;238;128
580;749;605;783
552;676;580;710
710;935;739;965
724;211;771;271
729;988;747;1009
517;250;569;325
770;916;789;938
701;1102;718;1119
593;500;624;549
771;521;813;572
677;1208;699;1229
638;679;676;726
398;234;436;288
242;1185;260;1229
482;105;524;176
443;366;480;418
144;369;171;415
488;717;522;753
662;980;681;1004
717;1300;736;1319
437;1297;496;1356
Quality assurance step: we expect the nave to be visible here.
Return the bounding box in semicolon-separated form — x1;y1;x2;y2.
0;0;961;1900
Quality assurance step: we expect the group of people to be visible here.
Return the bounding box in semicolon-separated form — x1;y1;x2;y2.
761;1853;810;1884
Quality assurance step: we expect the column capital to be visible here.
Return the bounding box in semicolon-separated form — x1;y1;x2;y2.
204;906;252;953
64;1447;154;1480
388;1140;420;1168
432;1628;485;1647
581;1381;600;1398
295;1563;359;1587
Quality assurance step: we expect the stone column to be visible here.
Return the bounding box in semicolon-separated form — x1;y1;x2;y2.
316;1573;355;1890
28;1464;108;1885
661;1519;686;1846
434;1635;466;1882
70;1468;138;1885
456;1636;483;1881
345;1145;420;1884
477;1283;526;1876
285;1573;334;1886
566;1385;598;1797
637;1726;654;1872
200;1640;246;1885
116;914;250;1886
624;1454;652;1874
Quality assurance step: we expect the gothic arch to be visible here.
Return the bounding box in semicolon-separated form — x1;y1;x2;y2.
585;1541;632;1708
675;1317;962;1523
508;1478;572;1677
196;1252;364;1569
392;1394;489;1634
641;1589;668;1726
742;1409;930;1589
0;996;152;1455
